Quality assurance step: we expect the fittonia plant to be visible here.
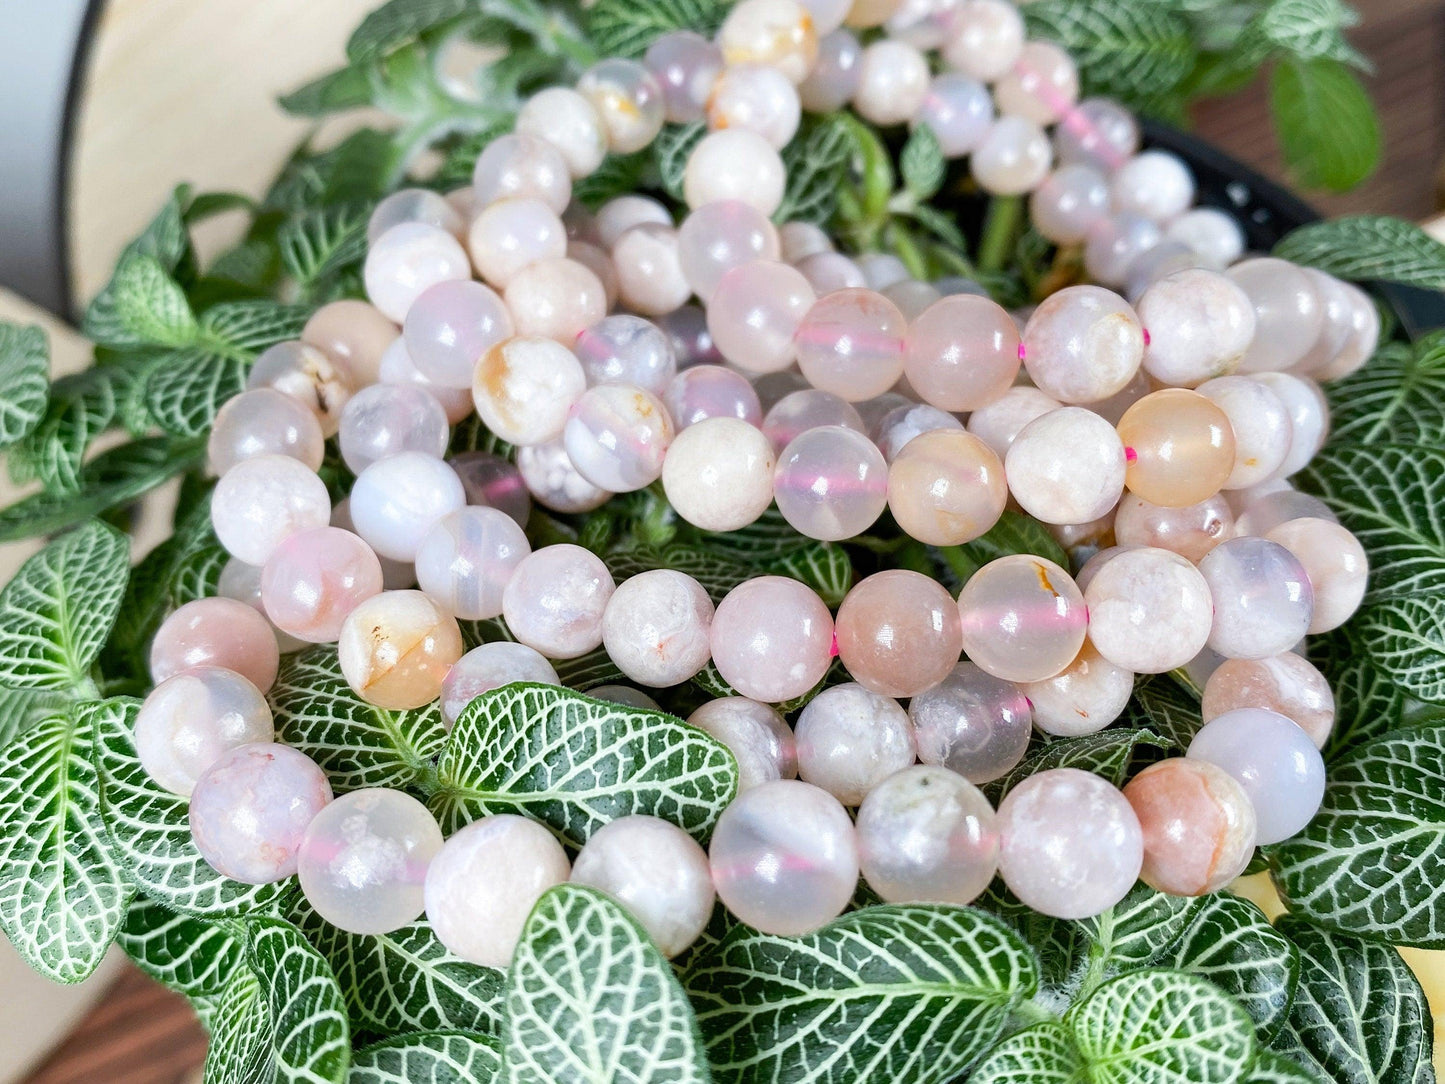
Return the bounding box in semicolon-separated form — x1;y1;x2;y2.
0;1;1441;1082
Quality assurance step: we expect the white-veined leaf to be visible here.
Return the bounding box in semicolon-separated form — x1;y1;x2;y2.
205;968;278;1084
776;114;854;227
1247;1051;1323;1084
279;205;371;291
1023;0;1194;109
1121;674;1204;751
1072;883;1201;972
585;0;727;60
900;125;946;198
985;728;1169;800
347;0;471;62
1239;0;1366;66
0;322;49;449
83;190;193;348
1274;215;1445;290
0;685;69;749
111;253;199;348
6;364;129;493
349;1031;501;1084
1318;331;1445;447
247;917;351;1084
119;894;246;1009
965;1022;1079;1084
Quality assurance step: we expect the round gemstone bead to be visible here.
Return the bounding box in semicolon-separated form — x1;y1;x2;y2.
661;417;775;531
683;129;787;216
996;767;1143;919
440;642;560;727
852;39;930;125
471;132;572;213
1110;150;1195;222
942;0;1024;81
1029;163;1110;245
501;545;616;659
414;506;531;622
467;197;567;290
856;765;998;904
1202;654;1334;749
601;569;714;687
1138;270;1257;388
710;576;834;703
368;188;464;244
189;743;333;884
1113;493;1233;564
516;438;612;514
336;589;464;710
1084;546;1213;673
794;683;917;805
910;662;1031;784
800;28;863;111
707;64;801;148
589;686;662;710
1123;758;1256;896
994;40;1078;126
135;667;274;797
302;300;398;387
349;452;466;563
1084;213;1161;287
1227;258;1325;374
708;779;859;936
798;251;868;294
887;429;1007;545
261;526;384;643
1021;641;1134;738
1187;708;1326;844
1198;537;1314;660
1165;208;1246;270
1195;375;1293;490
515;87;607;178
577;58;665;153
1118;389;1237;507
472;335;587;447
425;814;571;967
338;383;449;474
402;279;515;390
563;384;674;493
915;73;993;157
644;31;724;124
298;787;444;935
708;260;816;375
1006;407;1126;525
613;224;691;316
570;815;715;957
208;388;325;476
1252;372;1328;480
966;386;1060;458
774;426;888;541
151;596;282;692
450;452;532;528
836;570;963;698
659;304;722;367
1265;518;1368;634
504;257;608;343
873;403;963;462
1055;97;1140;172
904;294;1020;411
794;288;906;402
364;222;472;324
762;389;866;453
664;365;762;429
211;453;332;566
718;0;819;83
1022;285;1144;404
972;116;1052;195
378;337;473;424
687;697;798;790
574;315;677;395
957;555;1088;683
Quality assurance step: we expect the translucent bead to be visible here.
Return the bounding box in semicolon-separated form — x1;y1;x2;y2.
569;241;619;312
1110;150;1194;222
1138;270;1257;388
595;195;672;250
613;224;691;316
1187;377;1291;493
298;788;443;935
516;437;612;514
1252;373;1328;480
1006;407;1126;525
794;684;916;806
794;290;904;402
834;570;961;698
1021;641;1134;738
1198;537;1313;660
574;315;677;395
1293;270;1358;376
798;252;868;294
189;744;333;884
338;384;449;475
338;590;464;709
1124;241;1206;305
683;129;787;216
467;198;566;290
1114;493;1232;563
1265;517;1367;634
1084;213;1162;288
364;222;472;324
904;294;1020;411
425;814;571;967
1022;285;1144;404
135;667;274;797
302;300;398;388
972;116;1052;195
1029;164;1110;245
997;767;1142;919
1312;282;1380;382
884;0;963;49
644;31;724;124
601;569;714;687
881;279;941;321
378;337;472;424
367;188;463;245
966;386;1059;458
504;257;608;343
780;221;834;264
247;341;355;437
688;697;797;790
708;64;801;149
708;780;858;936
711;576;834;703
563;384;673;492
910;662;1030;785
718;0;819;84
887;429;1007;545
852;40;930;126
1227;258;1324;374
515;87;607;178
1187;708;1326;844
773;426;887;541
211;454;331;566
994;41;1078;126
473;335;587;447
261;526;384;643
570;816;715;957
402;279;514;390
1118;389;1236;508
329;501;417;592
208;387;325;478
958;555;1087;683
662;417;776;531
1123;758;1256;897
414;507;530;622
677;201;779;304
1233;484;1337;538
659;303;722;368
1202;654;1334;749
799;29;862;112
440;642;560;727
942;0;1024;81
754;370;812;412
874;402;963;462
664;365;762;428
1165;208;1245;271
1055;97;1140;173
349;452;466;562
577;58;665;153
502;545;615;659
471;133;571;214
1084;546;1213;673
856;253;910;291
708;261;816;374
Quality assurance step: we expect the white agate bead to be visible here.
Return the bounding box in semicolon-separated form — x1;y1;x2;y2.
208;388;326;476
1029;164;1110;245
1198;537;1314;660
248;341;355;438
1021;642;1134;738
471;133;572;214
577;58;666;154
1253;372;1328;479
800;29;863;112
644;31;724;124
211;454;331;566
994;40;1078;126
966;386;1060;458
364;223;472;324
662;418;776;531
472;335;586;447
504;257;609;343
718;0;820;84
368;188;464;244
516;437;613;514
501;545;615;659
942;0;1024;82
1005;407;1126;525
1196;375;1293;489
414;506;531;622
677;200;781;302
708;261;816;374
910;662;1031;785
1110;150;1195;222
1227;258;1324;374
135;667;274;797
775;426;889;541
440;642;560;726
1138;270;1256;388
349;452;466;563
1054;97;1139;173
664;365;763;429
708;64;801;148
1083;546;1213;674
972;116;1052;195
795;683;916;806
613;224;691;316
563;384;674;493
684;129;786;216
1202;653;1334;749
1022;285;1144;404
1265;517;1368;634
515;87;607;178
1187;709;1326;844
710;576;834;703
574;314;677;395
338;383;449;474
378;336;473;424
468;198;567;288
1166;208;1245;270
915;73;993;157
602;569;714;687
688;697;798;790
595;195;672;250
1084;213;1162;287
853;40;930;126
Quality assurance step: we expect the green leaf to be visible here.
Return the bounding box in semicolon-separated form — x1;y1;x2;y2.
552;645;630;692
431;684;737;844
686;904;1038;1084
1122;673;1204;750
1270;722;1445;948
965;1022;1078;1084
111;253;199;348
279;64;374;117
0;685;69;749
1270;58;1381;192
572;150;653;213
1274;918;1433;1084
94;698;295;917
585;0;727;60
119;895;245;1008
1240;0;1367;67
347;0;471;63
1310;624;1414;757
655;123;706;202
84;190;194;348
770;541;853;607
777;114;854;226
1274;215;1445;291
1246;1051;1322;1084
608;542;755;605
8;364;131;494
270;647;447;795
205;969;277;1084
900;125;945;200
932;509;1071;592
0;520;129;689
349;1031;502;1084
1023;0;1195;111
984;728;1169;800
0;700;132;982
279;204;371;293
504;884;711;1084
1072;883;1201;973
246;917;351;1084
0;323;49;449
1318;332;1445;447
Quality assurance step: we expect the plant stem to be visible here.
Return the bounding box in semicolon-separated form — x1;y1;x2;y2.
978;195;1023;274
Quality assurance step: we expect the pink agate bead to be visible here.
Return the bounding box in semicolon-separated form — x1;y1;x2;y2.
574;314;678;395
562;384;674;493
909;662;1031;785
449;452;532;528
1113;493;1233;564
664;365;763;429
503;257;608;343
151;596;281;692
710;577;834;703
707;260;816;375
957;555;1087;683
501;545;615;660
364;222;471;324
774;426;888;541
601;569;714;687
644;31;724;124
837;570;964;698
414;506;531;622
402;279;514;389
440;642;560;727
1124;758;1257;897
794;288;907;402
349;452;467;563
903;294;1020;412
208;388;325;476
795;683;916;806
302;300;399;388
337;383;449;474
471;133;572;214
1005;407;1127;526
261;527;384;643
1201;654;1335;750
135;666;274;797
873;403;964;462
687;697;798;790
1265;517;1368;634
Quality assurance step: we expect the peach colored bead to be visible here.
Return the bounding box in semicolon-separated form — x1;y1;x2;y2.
337;590;464;710
1021;641;1134;738
710;577;834;703
302;300;398;386
886;429;1007;546
1202;654;1335;749
903;294;1020;412
1117;389;1236;508
718;0;820;84
1123;758;1256;896
836;570;963;698
150;597;281;692
1265;517;1369;634
503;257;608;342
1113;492;1233;563
957;555;1088;683
708;260;816;375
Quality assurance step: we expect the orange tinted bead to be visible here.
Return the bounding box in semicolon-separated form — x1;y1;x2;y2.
1116;389;1235;508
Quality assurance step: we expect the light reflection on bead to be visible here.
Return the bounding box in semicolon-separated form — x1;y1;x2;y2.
678;201;781;302
516;437;613;514
135;667;274;797
957;555;1087;683
209;388;326;477
904;294;1020;411
574;314;678;395
1264;517;1367;634
687;697;798;790
578;58;666;154
795;683;916;805
414;506;531;621
1123;758;1255;897
1117;389;1236;508
601;569;714;687
1196;375;1293;490
403;279;515;388
1083;546;1212;674
248;341;355;437
473;335;587;447
211;454;332;566
837;570;963;698
1022;285;1143;404
349;452;466;563
664;365;763;428
644;31;724;124
662;417;776;531
1198;537;1313;660
338;383;449;474
910;662;1031;784
261;527;384;643
762;389;866;453
440;642;560;727
1021;641;1134;738
471;132;572;213
888;428;1007;545
302;300;398;388
1113;492;1232;563
774;425;888;541
501;545;616;659
449;452;532;528
563;384;674;493
364;222;472;324
710;576;834;703
1006;407;1126;526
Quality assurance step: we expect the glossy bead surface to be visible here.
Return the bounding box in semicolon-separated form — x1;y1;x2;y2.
338;383;449;473
1118;389;1236;508
1165;208;1246;270
1187;708;1326;844
596;195;671;249
664;365;762;428
440;642;560;726
1123;758;1256;896
874;403;963;462
298;788;443;934
1029;164;1110;245
574;315;677;395
957;555;1087;683
794;288;906;402
994;40;1078;126
349;452;466;562
718;0;819;83
1138;270;1256;388
966;386;1059;458
688;697;797;790
856;765;998;904
368;188;464;244
1196;376;1293;489
403;279;514;388
502;545;615;659
337;590;464;709
972;116;1052;195
135;667;274;797
774;425;888;541
503;257;608;343
472;335;587;447
151;596;282;692
1054;97;1139;172
577;58;665;153
910;662;1031;784
1202;654;1334;749
425;815;571;967
915;73;993;157
943;0;1024;81
516;437;612;514
378;337;473;423
644;31;724;123
1265;517;1368;634
837;571;963;698
711;576;834;703
707;63;801;148
613;224;691;316
563;384;673;493
248;341;355;438
795;684;916;805
1021;641;1134;738
1110;150;1194;222
662;417;776;531
676;201;778;302
515;87;607;178
602;569;714;687
211;454;331;566
414;506;531;621
708;260;816;375
904;294;1020;411
468;198;567;289
1084;546;1213;673
762;389;866;452
996;768;1143;919
1252;372;1328;480
1227;258;1324;374
261;527;384;643
659;304;722;368
471;132;572;213
887;428;1007;545
1006;407;1126;525
189;744;333;884
209;388;325;475
1198;537;1313;660
1022;285;1144;404
570;816;715;957
708;780;858;936
683;129;786;216
853;40;930;125
1083;213;1161;288
1113;493;1232;563
364;223;472;323
800;28;863;111
302;300;398;387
